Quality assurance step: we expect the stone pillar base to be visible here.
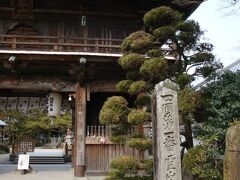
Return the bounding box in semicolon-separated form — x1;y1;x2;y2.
74;165;85;177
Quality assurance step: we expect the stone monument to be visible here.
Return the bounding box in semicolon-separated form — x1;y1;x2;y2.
152;79;182;180
65;128;73;147
224;122;240;180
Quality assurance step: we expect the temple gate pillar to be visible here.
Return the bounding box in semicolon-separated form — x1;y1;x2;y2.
74;82;86;177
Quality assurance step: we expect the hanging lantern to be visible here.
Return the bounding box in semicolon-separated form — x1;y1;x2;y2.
48;92;62;117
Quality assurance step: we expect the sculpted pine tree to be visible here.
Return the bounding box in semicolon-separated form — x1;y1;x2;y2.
117;6;222;149
99;6;222;179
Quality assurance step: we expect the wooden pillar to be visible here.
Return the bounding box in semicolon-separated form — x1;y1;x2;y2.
71;103;76;168
74;83;86;177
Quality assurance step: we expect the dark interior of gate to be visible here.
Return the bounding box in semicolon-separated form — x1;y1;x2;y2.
0;0;199;176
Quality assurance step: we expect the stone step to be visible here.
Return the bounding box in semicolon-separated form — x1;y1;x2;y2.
13;156;65;164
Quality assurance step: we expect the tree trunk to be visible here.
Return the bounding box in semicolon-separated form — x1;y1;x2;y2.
183;115;193;150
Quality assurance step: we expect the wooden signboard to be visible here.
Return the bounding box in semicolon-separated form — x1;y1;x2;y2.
14;137;36;154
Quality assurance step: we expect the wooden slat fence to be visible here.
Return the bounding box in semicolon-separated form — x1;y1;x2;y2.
85;125;150;174
86;144;142;175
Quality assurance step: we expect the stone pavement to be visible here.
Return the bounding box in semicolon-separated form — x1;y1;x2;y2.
0;169;106;180
0;154;105;180
0;153;9;164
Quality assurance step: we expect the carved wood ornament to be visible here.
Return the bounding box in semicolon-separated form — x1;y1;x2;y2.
11;0;34;19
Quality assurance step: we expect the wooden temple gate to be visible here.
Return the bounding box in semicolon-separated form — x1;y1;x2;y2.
72;84;143;175
0;0;199;177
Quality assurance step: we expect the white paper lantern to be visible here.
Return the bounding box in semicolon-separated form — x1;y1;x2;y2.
48;92;62;117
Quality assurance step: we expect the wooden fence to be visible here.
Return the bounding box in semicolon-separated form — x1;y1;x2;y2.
86;144;143;175
84;125;149;174
86;125;152;138
86;125;111;137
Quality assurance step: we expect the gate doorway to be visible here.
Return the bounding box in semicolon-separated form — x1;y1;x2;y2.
84;92;142;175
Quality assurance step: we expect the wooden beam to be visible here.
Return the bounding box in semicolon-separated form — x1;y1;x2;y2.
89;81;117;92
0;77;76;92
74;83;86;177
34;9;137;18
0;51;120;62
0;7;13;12
0;77;118;93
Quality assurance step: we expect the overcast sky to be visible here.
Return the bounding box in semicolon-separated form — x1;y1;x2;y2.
189;0;240;67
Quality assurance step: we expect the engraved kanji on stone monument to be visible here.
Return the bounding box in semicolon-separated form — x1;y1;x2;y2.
163;103;174;132
165;154;177;180
152;79;182;180
163;133;177;151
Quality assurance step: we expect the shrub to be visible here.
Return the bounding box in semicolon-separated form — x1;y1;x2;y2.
196;72;240;151
118;53;145;71
116;80;133;93
144;6;182;31
140;58;168;81
182;145;223;179
176;74;193;89
110;156;140;178
0;144;9;153
105;171;153;180
153;25;175;41
124;176;153;180
106;156;153;180
128;81;147;95
127;138;152;151
178;88;201;114
128;109;151;125
109;135;127;144
105;169;124;180
175;20;202;47
176;20;200;32
142;159;153;175
121;31;154;53
111;124;130;136
126;71;142;81
99;96;129;125
134;95;151;108
146;49;163;58
190;52;215;64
